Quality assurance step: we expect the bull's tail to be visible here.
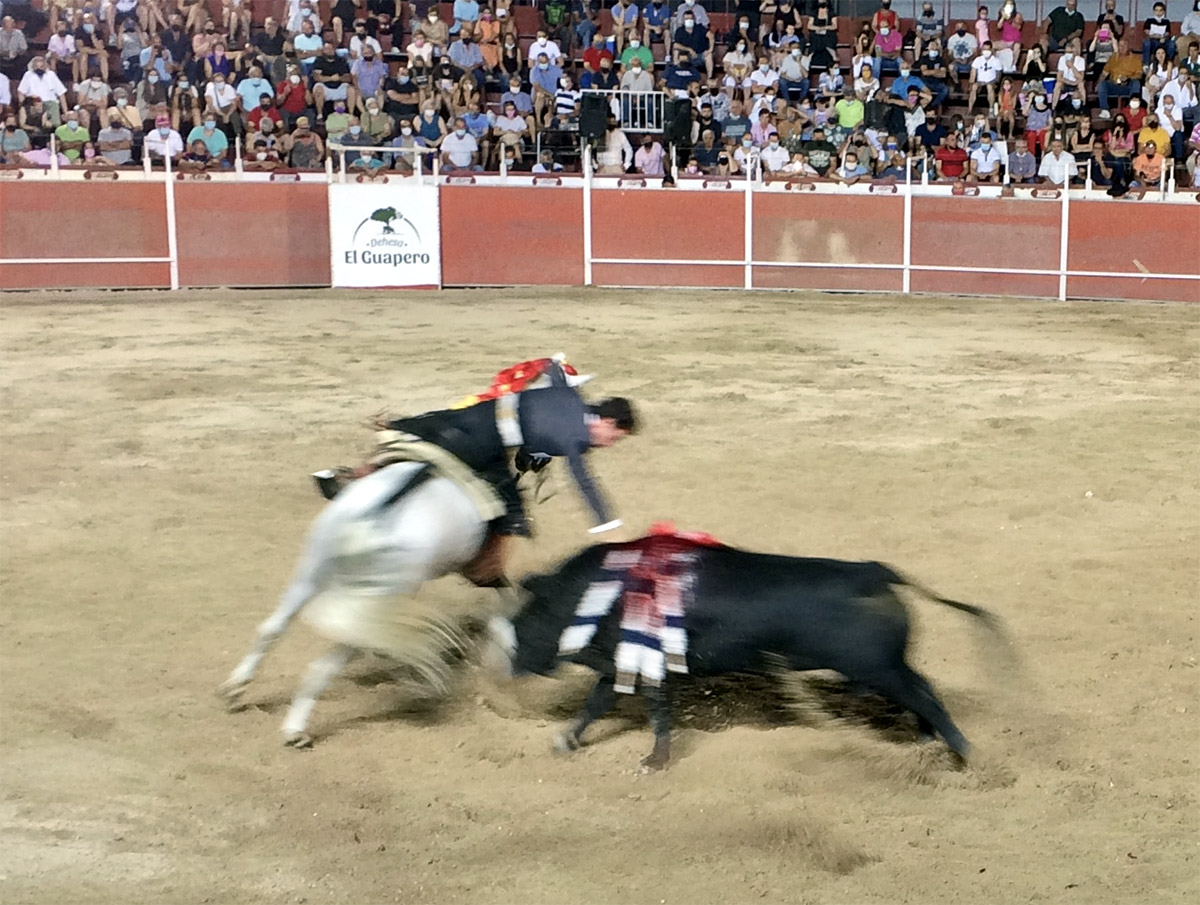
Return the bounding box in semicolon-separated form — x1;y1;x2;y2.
878;564;1008;639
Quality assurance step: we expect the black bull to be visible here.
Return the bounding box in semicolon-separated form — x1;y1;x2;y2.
491;544;1006;770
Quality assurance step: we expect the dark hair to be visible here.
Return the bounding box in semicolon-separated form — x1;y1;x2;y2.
590;397;638;433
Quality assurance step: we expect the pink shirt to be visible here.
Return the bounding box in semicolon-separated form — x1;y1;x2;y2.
974;18;991;44
874;31;902;54
634;142;665;175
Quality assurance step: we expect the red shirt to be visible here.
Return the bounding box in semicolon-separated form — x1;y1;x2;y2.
582;46;614;71
247;105;283;129
276;79;309;114
1120;104;1147;132
935;145;969;177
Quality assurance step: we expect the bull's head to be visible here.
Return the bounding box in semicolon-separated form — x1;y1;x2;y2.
482;570;592;680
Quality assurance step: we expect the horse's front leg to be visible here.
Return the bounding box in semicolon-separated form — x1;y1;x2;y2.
555;674;616;754
641;683;673;771
281;643;360;748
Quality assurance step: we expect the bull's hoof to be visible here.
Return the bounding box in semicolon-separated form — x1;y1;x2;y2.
283;732;314;749
948;749;968;771
554;731;581;755
217;679;249;712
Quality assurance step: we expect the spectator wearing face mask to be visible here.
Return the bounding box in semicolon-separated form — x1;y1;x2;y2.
1049;38;1086;110
180;138;215;170
872;13;904;78
53;110;88;161
1137;111;1172;162
137;66;170;123
360;95;393;144
186;114;229;161
203;72;241;136
448;30;485;92
621;34;654;72
144;113;184;163
643;1;671;55
526;30;563;67
46;21;79;85
439;116;483;171
97;114;133;165
282;115;324;168
74;14;108;82
17;56;67;127
760;132;790;173
529;52;561;126
352;44;388;111
673;10;713;79
75;73;112;131
945;22;978;91
276;65;313;129
389;117;429;172
968;41;1003;113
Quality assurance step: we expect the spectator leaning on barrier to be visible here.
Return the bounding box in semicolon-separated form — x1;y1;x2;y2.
1038;137;1078;185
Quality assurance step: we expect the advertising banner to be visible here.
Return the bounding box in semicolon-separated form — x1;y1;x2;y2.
328;183;441;288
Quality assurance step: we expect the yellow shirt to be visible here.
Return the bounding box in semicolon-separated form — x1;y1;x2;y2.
1137;125;1171;157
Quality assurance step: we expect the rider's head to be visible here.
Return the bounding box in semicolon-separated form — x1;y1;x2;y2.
588;397;638;447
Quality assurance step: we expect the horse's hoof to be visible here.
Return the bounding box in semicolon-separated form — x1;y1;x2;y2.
217;679;248;712
554;731;580;755
283;732;313;749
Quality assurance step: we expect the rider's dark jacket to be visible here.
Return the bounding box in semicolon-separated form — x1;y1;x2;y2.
386;365;613;536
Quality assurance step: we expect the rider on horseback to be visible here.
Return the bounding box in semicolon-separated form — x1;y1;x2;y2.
353;362;637;586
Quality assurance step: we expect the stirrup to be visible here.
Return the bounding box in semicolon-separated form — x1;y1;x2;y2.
312;467;354;500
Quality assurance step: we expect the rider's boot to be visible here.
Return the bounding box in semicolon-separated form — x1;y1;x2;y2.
311;464;379;500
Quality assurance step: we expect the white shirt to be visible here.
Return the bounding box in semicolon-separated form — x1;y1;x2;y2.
1038;150;1078;184
18;69;67;102
970;54;1003;84
527;38;562;64
349;35;382;58
596;128;633;169
760;143;790;171
749;68;779;89
1162;76;1197;112
1057;53;1085;85
48;33;77;57
204;81;238;112
440;131;478;167
144;129;184;158
970;143;1002;173
0;72;9;108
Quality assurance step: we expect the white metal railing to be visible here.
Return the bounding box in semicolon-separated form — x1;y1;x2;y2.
582;90;666;134
328;141;441;183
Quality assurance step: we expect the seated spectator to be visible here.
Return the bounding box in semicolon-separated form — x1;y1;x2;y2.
780;150;817;176
239;137;279;170
421;7;450;54
1186;121;1200;186
46;20;79;84
1041;0;1084;56
144;114;184;163
440;117;483;172
690;128;719;171
361;96;393;145
0;16;27;81
407;31;435;69
390;118;429;173
415;102;447;148
336;116;374;163
98;116;134;165
622;34;654;73
187;115;229;160
117;19;145;85
312;42;355;119
17;56;67;128
918;45;950;109
1084;138;1116;186
352;45;388;110
477;9;501;73
803;126;837;176
53;109;87;161
946;23;977;89
254;16;287;83
180;138;215;170
249;117;283;154
203;72;241;136
531;148;564;174
2;110;32;158
969;132;1003;182
530;52;561;125
461;99;492;165
275;64;312;129
349;147;386;174
760;133;790;173
872;18;903;78
750;56;780;98
448;31;485;91
816;68;844;102
835;149;870;183
934;132;969;179
493;100;528;165
244;92;281;133
915;2;946;58
643;0;671;53
834;89;865;130
74;13;109;82
1142;2;1176;66
1039;137;1078;184
750;107;777;146
854;63;881;102
348;19;382;62
968;42;1002;113
673;10;713;79
293;20;323;77
1137;115;1171;162
619;55;654;93
1006;141;1037;182
1132;140;1165;185
76;73;112;131
283;115;324;168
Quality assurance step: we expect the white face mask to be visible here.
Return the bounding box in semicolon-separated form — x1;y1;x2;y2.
880;28;890;36
256;151;267;160
401;126;413;135
684;21;694;30
630;40;640;48
539;62;549;70
290;74;301;84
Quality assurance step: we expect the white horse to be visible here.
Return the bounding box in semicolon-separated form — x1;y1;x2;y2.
219;461;492;747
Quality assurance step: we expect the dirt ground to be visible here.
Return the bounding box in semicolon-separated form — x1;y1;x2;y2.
1;288;1198;905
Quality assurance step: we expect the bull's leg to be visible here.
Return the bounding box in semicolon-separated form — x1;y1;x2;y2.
555;675;616;754
641;683;673;771
870;666;970;765
281;643;360;748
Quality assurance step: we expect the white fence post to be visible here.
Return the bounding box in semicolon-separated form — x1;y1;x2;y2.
903;158;913;295
163;149;180;290
1058;183;1070;302
743;157;753;290
583;143;594;287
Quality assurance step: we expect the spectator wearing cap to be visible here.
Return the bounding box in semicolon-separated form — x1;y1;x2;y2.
97;114;134;165
312;41;356;121
531;148;564;173
145;114;184;162
361;95;393;144
283;115;324;168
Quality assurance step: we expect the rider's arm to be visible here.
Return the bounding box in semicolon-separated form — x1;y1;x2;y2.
565;444;620;533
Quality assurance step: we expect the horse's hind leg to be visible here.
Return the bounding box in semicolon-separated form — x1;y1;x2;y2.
281;643;360;748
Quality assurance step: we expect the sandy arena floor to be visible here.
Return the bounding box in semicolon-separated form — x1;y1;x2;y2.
1;288;1197;905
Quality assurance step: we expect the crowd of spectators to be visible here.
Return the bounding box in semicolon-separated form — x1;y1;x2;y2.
0;1;1196;188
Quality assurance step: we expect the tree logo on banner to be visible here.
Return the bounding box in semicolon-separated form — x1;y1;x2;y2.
345;207;430;268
